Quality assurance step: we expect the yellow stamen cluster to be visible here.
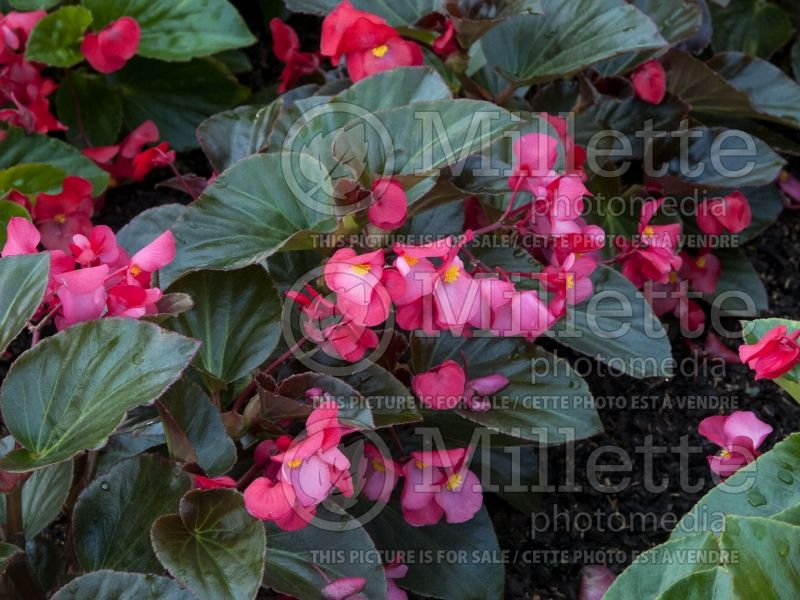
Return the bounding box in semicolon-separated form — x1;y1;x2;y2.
351;263;371;275
287;458;303;469
371;44;389;58
443;264;460;284
445;473;463;491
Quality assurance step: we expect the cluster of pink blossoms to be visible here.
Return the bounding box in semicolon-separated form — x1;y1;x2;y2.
0;11;141;134
412;359;509;412
0;9;63;134
240;396;482;531
2;215;173;330
619;188;752;339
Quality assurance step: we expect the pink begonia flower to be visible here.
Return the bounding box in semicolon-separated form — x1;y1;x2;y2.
739;325;800;380
0;54;64;133
432;19;458;58
105;284;161;318
53;265;109;329
194;475;237;490
300;293;379;362
367;178;407;231
631;60;666;105
32;176;94;252
80;17;141;74
696;191;751;236
543;252;596;316
321;577;366;600
490;288;555;340
778;170;800;209
464;373;509;412
324;248;391;327
699;411;772;479
432;257;481;330
270;18;321;93
127;230;175;286
678;251;721;296
639;199;681;250
578;565;616;600
69;225;120;267
0;10;46;63
2;216;39;256
131;142;176;181
245;401;354;531
704;332;742;364
400;448;482;526
643;275;681;317
385;562;409;600
508;132;560;190
359;443;401;503
412;360;467;410
620;245;682;289
83;120;163;181
543;113;587;178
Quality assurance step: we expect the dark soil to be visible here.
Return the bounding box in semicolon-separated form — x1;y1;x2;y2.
495;208;800;600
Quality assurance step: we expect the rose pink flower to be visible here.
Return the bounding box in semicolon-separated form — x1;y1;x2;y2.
2;216;39;256
368;178;407;231
578;565;616;600
739;325;800;380
359;443;401;503
464;373;509;412
53;265;109;329
697;191;751;236
32;176;94;252
69;225;120;267
83;120;163;181
778;170;800;209
81;17;141;74
412;360;466;410
678;251;721;295
400;448;482;526
620;245;683;289
385;562;409;600
270;18;321;93
321;577;366;600
490;289;555;340
631;60;666;105
126;230;175;286
0;10;46;63
325;248;391;327
131;142;175;181
699;411;772;479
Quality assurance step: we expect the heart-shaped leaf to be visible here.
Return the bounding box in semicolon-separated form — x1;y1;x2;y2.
197;105;276;173
0;253;49;355
166;267;282;386
106;57;250;151
51;571;196;600
25;6;92;67
0;319;199;471
73;455;191;572
151;489;266;600
476;0;665;87
710;0;793;59
162;153;335;287
81;0;255;62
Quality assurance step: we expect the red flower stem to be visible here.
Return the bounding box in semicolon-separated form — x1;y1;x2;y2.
27;303;62;346
163;156;199;201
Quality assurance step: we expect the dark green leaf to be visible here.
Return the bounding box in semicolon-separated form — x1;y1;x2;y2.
51;571;196;600
22;460;73;537
264;505;387;600
412;333;601;443
0;319;199;471
81;0;255;62
710;0;793;59
603;532;720;599
55;72;123;147
9;0;60;8
159;379;237;476
73;455;191;572
162;153;335;287
0;163;66;195
360;503;503;600
197;105;274;173
0;542;22;575
0;253;49;354
549;265;673;378
720;516;800;598
151;489;266;600
0;126;109;194
166;267;281;385
25;6;92;67
107;57;250;151
476;0;665;87
444;0;544;48
673;433;800;537
339;364;423;428
657;568;733;600
708;248;768;313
